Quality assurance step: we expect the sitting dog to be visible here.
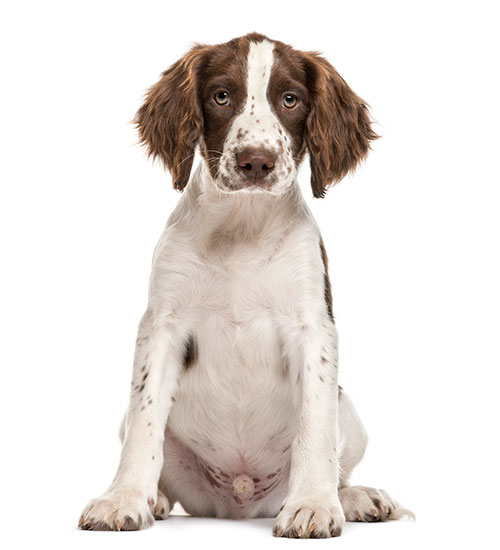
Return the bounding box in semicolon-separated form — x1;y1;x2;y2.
79;33;412;538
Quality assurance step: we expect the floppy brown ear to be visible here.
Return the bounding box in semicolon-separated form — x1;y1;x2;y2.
134;45;209;191
303;52;378;198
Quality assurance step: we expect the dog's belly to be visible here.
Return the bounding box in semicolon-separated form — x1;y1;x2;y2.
164;313;300;517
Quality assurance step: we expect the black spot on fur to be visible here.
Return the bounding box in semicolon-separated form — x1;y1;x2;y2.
183;334;198;368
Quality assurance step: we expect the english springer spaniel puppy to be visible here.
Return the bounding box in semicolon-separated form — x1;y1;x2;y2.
79;33;412;538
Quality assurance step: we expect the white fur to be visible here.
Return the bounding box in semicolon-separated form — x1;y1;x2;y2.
79;38;410;537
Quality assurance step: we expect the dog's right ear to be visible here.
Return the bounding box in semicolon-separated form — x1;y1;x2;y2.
134;45;209;191
302;52;378;198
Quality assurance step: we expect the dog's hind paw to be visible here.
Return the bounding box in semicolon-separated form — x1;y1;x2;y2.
339;485;414;522
150;488;170;520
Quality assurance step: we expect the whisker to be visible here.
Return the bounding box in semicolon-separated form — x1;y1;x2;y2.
175;150;224;171
175;153;197;170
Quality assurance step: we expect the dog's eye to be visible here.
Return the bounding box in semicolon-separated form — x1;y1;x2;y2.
282;93;298;109
214;91;230;106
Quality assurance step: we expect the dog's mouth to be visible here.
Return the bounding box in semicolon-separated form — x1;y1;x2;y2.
211;156;294;196
214;174;291;196
225;172;277;191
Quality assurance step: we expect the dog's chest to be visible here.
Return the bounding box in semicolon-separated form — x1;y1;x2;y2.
166;248;301;476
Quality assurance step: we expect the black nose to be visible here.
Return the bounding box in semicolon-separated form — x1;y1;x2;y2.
236;148;276;178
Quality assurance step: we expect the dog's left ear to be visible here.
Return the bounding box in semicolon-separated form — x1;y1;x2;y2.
134;45;209;191
302;52;379;198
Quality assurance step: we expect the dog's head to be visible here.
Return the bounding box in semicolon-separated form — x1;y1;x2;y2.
135;33;377;197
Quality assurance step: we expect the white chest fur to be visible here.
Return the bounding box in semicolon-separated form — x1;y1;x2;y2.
167;221;303;450
167;258;302;474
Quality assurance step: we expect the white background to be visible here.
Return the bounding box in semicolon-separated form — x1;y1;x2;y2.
1;0;499;548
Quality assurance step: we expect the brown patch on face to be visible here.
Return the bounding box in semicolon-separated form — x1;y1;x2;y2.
267;42;311;165
200;34;270;180
319;238;334;322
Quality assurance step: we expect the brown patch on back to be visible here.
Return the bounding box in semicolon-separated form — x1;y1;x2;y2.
319;238;334;322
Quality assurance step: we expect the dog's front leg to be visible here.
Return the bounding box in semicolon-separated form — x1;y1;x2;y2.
273;318;344;538
79;311;183;531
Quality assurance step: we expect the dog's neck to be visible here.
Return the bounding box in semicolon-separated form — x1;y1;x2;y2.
170;162;310;257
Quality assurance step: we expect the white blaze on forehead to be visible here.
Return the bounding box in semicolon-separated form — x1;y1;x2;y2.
245;40;275;113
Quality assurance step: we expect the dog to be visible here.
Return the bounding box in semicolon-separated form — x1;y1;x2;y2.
79;33;412;538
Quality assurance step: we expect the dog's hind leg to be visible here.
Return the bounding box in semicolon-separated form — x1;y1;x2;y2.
337;388;368;486
337;389;414;521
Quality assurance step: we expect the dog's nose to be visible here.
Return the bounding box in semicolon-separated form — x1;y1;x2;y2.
236;148;276;179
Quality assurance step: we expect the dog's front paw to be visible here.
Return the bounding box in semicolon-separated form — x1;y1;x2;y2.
273;497;345;538
79;487;155;531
